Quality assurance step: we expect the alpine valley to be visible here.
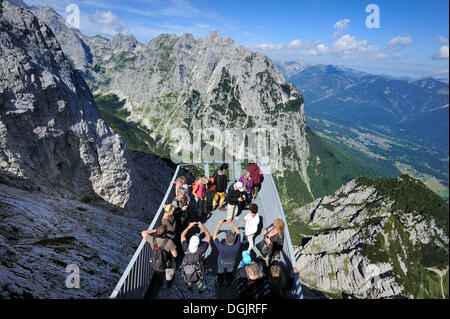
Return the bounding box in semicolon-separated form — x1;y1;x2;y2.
0;0;448;299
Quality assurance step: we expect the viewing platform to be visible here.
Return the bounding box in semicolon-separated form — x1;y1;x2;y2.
110;158;303;299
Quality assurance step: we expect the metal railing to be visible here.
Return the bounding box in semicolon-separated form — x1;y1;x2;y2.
110;158;303;299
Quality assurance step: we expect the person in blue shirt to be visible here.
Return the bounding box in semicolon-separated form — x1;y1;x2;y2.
212;219;241;286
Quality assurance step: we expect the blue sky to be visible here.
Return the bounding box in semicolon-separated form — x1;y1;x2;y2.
24;0;449;79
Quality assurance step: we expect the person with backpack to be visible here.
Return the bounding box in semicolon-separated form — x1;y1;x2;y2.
192;177;208;220
243;203;260;253
212;219;241;286
180;221;211;292
211;164;229;211
141;225;178;288
248;161;264;201
226;181;245;220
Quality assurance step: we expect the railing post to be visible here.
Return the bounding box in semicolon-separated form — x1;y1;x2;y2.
204;163;209;178
233;160;240;181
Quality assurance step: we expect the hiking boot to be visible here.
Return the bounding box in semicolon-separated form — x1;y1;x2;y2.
218;206;226;211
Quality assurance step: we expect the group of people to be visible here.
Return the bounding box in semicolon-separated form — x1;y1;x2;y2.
140;161;297;299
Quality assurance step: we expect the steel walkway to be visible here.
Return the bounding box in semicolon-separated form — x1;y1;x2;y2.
110;158;303;299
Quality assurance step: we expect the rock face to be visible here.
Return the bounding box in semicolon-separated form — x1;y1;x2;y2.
0;182;147;298
274;60;307;79
0;1;173;216
0;1;175;298
29;5;93;73
291;175;449;298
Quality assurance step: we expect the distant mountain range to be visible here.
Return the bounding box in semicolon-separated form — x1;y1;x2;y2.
276;60;449;200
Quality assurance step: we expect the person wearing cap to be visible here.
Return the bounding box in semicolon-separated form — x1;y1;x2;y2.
243;203;260;253
180;221;211;291
212;219;241;286
226;181;246;220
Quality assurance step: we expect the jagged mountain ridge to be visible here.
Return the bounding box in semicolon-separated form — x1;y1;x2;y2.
281;62;449;149
291;174;449;299
23;1;406;208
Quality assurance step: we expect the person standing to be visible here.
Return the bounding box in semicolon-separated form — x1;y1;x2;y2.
239;171;254;205
192;177;208;219
171;188;189;225
248;161;264;201
161;204;177;239
141;225;178;288
262;219;285;266
171;176;191;205
180;222;211;292
226;181;245;220
212;163;229;211
243;203;260;253
212;219;241;286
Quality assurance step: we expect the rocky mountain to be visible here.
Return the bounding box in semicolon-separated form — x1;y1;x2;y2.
291;174;449;299
0;1;174;298
0;1;173;216
274;59;307;79
22;4;404;209
28;4;93;73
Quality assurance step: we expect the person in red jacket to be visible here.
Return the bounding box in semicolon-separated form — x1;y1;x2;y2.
248;161;264;201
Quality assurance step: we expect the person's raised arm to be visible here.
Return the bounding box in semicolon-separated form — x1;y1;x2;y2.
181;222;196;243
198;222;211;244
141;229;156;240
226;219;240;234
212;220;224;241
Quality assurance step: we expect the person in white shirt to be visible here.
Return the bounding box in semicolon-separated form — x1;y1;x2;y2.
243;203;260;253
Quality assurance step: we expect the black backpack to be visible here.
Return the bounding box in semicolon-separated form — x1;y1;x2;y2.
150;237;171;272
180;250;204;283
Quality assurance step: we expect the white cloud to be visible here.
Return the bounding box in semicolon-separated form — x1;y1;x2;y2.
255;38;321;51
332;18;350;39
432;45;449;60
432;35;449;44
301;44;329;56
387;35;412;49
331;34;377;58
390;51;414;59
373;53;388;59
316;43;329;55
435;68;449;75
91;10;129;36
300;49;318;56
